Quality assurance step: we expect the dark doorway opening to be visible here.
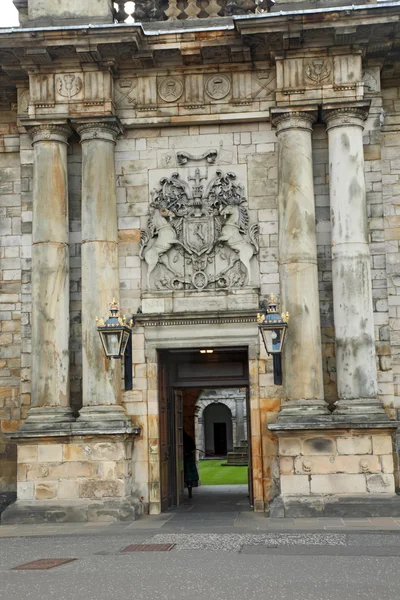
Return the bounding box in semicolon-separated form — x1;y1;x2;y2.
158;347;252;512
214;423;227;456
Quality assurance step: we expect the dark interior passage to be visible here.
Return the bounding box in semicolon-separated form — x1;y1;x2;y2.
158;348;251;512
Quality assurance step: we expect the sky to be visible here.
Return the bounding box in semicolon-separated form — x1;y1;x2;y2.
1;0;20;27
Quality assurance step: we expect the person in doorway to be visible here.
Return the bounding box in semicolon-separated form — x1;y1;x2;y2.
183;430;199;499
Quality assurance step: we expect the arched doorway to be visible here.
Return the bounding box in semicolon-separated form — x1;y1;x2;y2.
203;403;233;457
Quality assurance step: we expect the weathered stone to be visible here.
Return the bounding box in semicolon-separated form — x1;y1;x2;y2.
271;108;328;422
337;436;372;455
74;120;130;429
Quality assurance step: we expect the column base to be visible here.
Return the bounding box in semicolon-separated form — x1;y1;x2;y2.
333;398;390;423
19;407;75;433
1;432;142;524
268;421;400;517
74;405;131;431
1;498;141;524
276;399;331;424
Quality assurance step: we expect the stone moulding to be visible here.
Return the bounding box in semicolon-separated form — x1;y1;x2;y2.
135;309;259;328
6;426;142;439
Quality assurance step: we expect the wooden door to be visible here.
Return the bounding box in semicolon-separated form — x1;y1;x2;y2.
175;390;184;505
159;358;170;512
246;386;254;507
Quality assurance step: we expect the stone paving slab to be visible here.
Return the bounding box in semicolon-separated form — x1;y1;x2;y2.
2;514;400;538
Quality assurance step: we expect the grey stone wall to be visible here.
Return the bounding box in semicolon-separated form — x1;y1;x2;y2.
0;108;21;498
381;85;400;416
1;91;400;460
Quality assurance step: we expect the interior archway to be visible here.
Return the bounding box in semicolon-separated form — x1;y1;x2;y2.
203;403;233;457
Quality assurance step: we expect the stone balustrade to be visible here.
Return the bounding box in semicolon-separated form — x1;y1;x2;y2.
114;0;274;23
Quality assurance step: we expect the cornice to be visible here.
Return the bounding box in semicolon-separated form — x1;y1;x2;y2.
134;310;259;328
1;5;400;73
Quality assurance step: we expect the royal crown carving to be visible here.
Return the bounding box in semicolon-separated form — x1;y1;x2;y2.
140;168;259;291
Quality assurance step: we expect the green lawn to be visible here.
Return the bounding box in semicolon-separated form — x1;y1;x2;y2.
199;459;248;485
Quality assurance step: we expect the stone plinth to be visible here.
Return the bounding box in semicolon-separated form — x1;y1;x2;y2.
25;0;114;26
269;423;400;517
1;434;142;523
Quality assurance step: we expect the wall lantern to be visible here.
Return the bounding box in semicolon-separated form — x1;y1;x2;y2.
257;293;289;386
96;299;133;390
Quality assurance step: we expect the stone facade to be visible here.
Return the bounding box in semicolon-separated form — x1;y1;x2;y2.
1;0;400;521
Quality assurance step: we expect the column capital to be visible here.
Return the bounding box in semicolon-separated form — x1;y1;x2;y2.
73;117;123;144
270;107;318;134
323;101;370;131
22;121;72;145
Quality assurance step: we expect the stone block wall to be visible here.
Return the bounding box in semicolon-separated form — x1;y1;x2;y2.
279;430;396;496
16;436;134;504
0;108;21;506
381;85;400;417
1;77;400;511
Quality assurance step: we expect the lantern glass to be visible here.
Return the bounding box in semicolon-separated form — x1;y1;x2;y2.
121;330;130;356
260;324;287;355
100;330;122;358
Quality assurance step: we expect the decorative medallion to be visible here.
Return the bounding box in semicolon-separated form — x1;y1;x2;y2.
57;74;83;99
18;89;30;114
140;168;259;291
115;79;137;107
158;77;184;102
205;74;231;100
305;59;331;85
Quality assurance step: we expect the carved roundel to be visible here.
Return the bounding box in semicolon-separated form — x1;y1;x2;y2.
158;77;184;103
205;74;231;100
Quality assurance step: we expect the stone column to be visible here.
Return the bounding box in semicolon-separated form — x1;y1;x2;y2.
270;108;329;422
21;123;74;430
236;397;245;444
74;118;129;429
324;103;388;422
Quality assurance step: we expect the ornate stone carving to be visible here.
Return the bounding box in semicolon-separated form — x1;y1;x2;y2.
29;123;71;145
176;149;218;165
323;104;369;131
139;168;259;290
158;77;184;102
18;89;30;114
270;110;317;133
74;121;122;143
305;59;331;85
205;74;231;100
363;68;380;93
57;74;83;99
115;79;137;107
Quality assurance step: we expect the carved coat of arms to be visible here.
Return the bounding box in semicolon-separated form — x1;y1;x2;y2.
139;168;259;291
305;60;331;85
57;74;83;99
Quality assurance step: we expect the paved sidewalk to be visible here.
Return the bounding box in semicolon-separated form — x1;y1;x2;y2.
2;487;400;600
2;485;400;536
